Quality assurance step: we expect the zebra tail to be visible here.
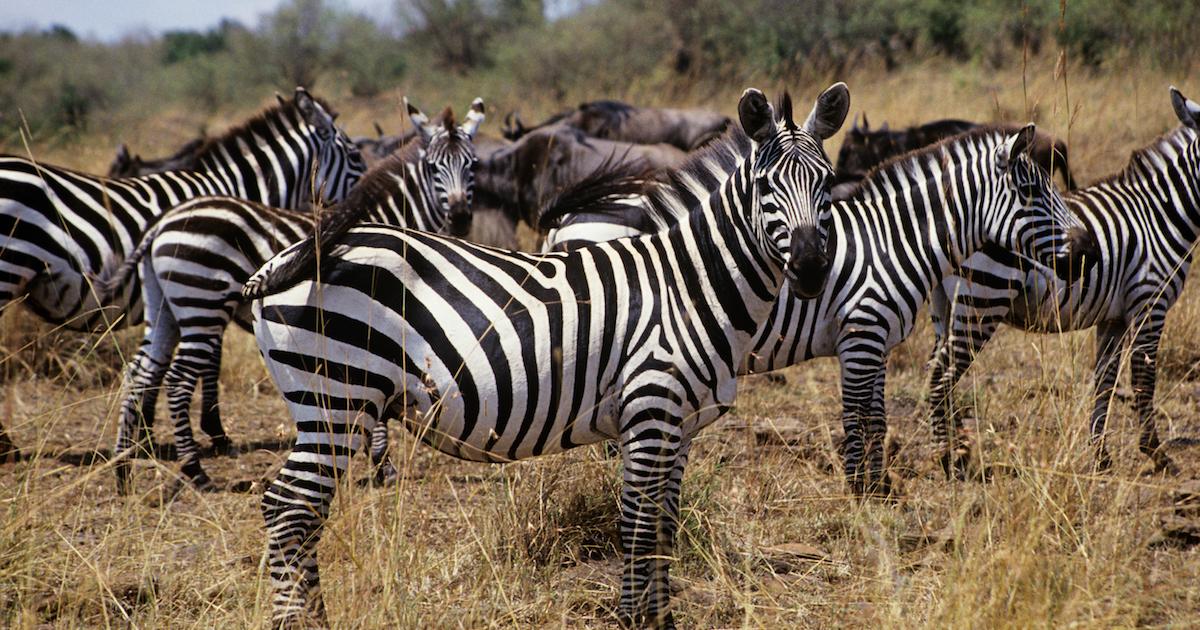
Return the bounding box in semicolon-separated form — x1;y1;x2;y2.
535;158;657;231
241;196;368;300
91;218;166;305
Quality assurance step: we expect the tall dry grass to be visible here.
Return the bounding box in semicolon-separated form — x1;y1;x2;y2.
1;50;1199;628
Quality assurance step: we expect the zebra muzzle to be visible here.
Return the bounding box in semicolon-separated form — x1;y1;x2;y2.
786;225;830;299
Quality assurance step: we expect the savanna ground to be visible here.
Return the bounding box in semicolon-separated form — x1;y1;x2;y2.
3;52;1200;628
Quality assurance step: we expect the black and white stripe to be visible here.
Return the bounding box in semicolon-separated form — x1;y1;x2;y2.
0;87;364;334
927;87;1200;478
545;125;1094;496
109;99;485;492
241;85;850;628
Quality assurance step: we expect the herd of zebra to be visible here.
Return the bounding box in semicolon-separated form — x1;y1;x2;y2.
0;80;1198;628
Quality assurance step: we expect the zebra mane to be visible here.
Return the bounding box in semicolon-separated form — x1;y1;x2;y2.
846;125;1022;200
187;93;338;170
536;159;657;231
644;125;752;224
1097;124;1198;187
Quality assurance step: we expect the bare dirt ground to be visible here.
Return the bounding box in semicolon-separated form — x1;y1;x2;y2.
2;58;1200;628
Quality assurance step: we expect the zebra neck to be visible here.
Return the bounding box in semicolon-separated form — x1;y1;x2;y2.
185;132;316;208
1139;150;1200;248
675;172;784;339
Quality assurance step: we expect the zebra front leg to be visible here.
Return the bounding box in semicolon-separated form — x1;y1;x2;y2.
1129;323;1178;475
198;341;233;456
862;364;893;497
838;352;887;497
1089;320;1126;471
616;411;685;629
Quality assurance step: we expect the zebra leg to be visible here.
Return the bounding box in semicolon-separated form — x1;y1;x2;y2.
616;411;684;629
862;365;892;497
114;325;179;494
1089;320;1127;471
929;313;1001;481
1129;322;1178;475
368;417;398;486
263;411;368;629
164;333;223;489
838;351;886;497
198;340;233;456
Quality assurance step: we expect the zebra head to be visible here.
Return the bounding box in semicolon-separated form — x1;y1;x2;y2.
989;124;1096;280
406;97;486;236
739;83;849;299
286;87;367;205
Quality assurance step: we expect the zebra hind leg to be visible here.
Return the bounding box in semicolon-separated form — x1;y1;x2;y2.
1130;327;1179;476
198;341;234;457
115;350;172;494
262;409;364;628
163;337;224;489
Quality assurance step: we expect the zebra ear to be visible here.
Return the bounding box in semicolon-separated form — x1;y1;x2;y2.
861;112;870;131
294;87;333;132
802;82;850;141
405;97;433;144
460;98;485;139
998;123;1037;172
739;88;775;143
1170;86;1200;130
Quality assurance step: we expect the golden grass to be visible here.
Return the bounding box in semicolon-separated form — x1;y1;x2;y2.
2;51;1200;628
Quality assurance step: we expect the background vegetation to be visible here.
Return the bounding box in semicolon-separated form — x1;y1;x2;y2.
2;1;1200;628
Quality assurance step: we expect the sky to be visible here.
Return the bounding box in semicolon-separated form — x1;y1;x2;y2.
0;0;394;42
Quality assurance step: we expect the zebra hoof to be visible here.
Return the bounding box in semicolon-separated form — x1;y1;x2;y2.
208;436;237;458
1093;447;1114;473
1140;454;1180;477
372;462;400;487
182;462;215;491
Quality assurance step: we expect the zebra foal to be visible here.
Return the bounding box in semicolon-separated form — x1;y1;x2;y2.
102;98;485;492
242;84;850;628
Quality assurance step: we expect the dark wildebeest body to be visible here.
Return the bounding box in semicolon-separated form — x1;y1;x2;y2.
503;100;730;151
834;116;1076;199
480;122;686;228
108;137;206;178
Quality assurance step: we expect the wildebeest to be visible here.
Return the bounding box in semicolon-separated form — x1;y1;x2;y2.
834;114;1076;197
352;122;415;168
107;137;206;177
479;122;686;228
502;99;730;151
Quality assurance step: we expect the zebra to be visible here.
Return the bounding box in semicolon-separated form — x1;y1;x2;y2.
237;84;851;629
0;87;363;333
542;125;1096;496
926;86;1200;479
101;98;485;493
0;87;366;462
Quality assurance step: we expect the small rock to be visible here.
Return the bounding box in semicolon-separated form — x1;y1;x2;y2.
898;525;955;553
760;543;833;573
1148;516;1200;549
1172;481;1200;518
